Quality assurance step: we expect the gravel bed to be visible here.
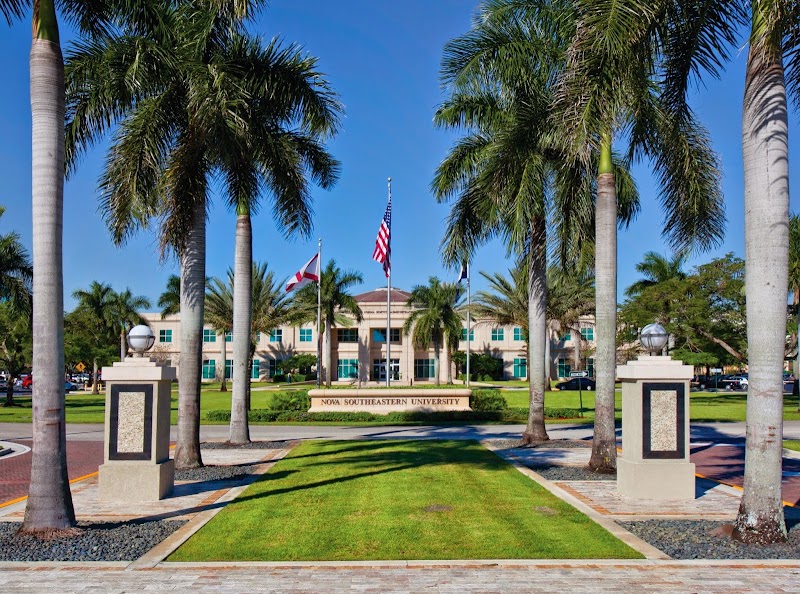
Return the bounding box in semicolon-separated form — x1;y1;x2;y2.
534;466;615;481
0;520;186;562
620;519;800;560
175;464;251;482
484;438;591;450
201;440;293;450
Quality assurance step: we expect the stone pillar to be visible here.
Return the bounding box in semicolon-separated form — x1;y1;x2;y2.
617;355;695;500
98;358;175;501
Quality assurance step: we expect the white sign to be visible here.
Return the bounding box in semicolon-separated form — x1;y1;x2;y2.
569;371;589;378
710;368;722;374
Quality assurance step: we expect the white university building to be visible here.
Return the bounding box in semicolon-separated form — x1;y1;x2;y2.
141;288;597;384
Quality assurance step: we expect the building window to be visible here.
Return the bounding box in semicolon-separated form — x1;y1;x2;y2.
491;328;504;341
251;359;260;379
513;327;524;341
225;331;232;343
560;331;571;341
337;328;359;342
558;358;571;378
580;327;594;341
372;358;400;380
203;329;216;343
414;359;435;379
225;359;233;379
266;358;285;377
159;329;172;343
587;357;595;378
372;328;400;343
270;329;281;343
513;358;527;379
337;359;358;379
202;359;216;379
461;328;474;341
300;328;313;342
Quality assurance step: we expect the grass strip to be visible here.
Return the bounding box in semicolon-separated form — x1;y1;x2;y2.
168;439;642;561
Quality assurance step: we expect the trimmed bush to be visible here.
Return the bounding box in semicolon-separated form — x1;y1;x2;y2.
269;390;311;411
272;374;286;383
470;389;507;411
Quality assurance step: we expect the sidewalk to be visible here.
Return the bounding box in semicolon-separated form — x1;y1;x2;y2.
1;438;800;593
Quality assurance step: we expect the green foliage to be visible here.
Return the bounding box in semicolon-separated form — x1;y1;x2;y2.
269;390;311;411
619;254;747;365
283;353;317;374
470;389;507;411
403;277;465;364
453;351;504;380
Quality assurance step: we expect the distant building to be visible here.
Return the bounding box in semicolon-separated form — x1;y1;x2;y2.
141;288;596;383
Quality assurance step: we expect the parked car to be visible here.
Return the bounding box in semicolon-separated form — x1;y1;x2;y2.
555;377;596;391
21;375;32;389
65;381;78;393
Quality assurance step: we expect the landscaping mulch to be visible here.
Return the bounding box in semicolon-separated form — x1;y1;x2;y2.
200;440;293;450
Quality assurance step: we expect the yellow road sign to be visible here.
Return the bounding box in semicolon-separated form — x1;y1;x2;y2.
76;362;86;372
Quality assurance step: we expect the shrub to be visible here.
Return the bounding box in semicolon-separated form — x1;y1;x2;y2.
269;390;311;411
272;374;286;383
470;389;507;411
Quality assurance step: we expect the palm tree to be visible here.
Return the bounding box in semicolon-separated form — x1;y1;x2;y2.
225;37;341;446
158;275;181;319
434;0;638;443
72;282;116;395
111;289;151;361
294;260;363;387
64;1;335;468
204;276;230;393
0;207;33;315
554;0;724;474
207;262;293;442
607;0;798;543
547;267;595;375
403;278;465;386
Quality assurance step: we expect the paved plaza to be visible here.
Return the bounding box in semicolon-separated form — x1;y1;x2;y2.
1;423;800;592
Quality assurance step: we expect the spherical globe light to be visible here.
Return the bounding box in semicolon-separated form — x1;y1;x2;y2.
128;325;156;354
640;323;669;354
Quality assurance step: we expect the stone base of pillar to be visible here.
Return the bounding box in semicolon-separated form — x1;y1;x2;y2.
617;458;695;500
98;460;174;502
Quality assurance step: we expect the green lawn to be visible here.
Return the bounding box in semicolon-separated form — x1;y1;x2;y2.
503;389;800;423
168;440;642;561
784;440;800;452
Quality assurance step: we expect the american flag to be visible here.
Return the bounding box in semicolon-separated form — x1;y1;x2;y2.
372;198;391;277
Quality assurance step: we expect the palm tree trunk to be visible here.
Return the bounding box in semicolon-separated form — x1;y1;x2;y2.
174;197;206;469
589;134;617;473
445;346;453;384
572;325;581;371
230;209;252;444
119;329;126;361
22;14;76;532
219;331;227;392
733;36;789;544
522;221;549;443
324;319;332;387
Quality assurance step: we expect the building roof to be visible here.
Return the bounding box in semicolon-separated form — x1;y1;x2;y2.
355;288;412;303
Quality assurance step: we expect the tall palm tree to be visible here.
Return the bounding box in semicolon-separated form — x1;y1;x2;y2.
111;289;151;361
0;207;33;315
555;0;724;473
790;215;800;384
294;260;363;387
72;281;116;395
225;38;341;446
404;277;465;386
205;276;232;393
434;0;638;442
616;0;798;543
547;267;595;374
64;1;330;468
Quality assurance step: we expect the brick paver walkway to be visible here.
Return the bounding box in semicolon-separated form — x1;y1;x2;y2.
0;440;103;506
1;563;799;593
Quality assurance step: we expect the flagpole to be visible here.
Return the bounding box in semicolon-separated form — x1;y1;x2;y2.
386;177;392;388
466;262;471;388
316;238;322;388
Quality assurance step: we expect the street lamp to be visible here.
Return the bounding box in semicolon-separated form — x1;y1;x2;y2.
640;322;669;355
128;325;155;355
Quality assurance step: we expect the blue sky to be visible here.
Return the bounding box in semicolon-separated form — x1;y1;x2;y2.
0;1;797;311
